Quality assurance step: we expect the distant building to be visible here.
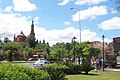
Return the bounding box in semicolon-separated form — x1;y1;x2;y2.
14;31;26;42
89;41;102;49
113;37;120;54
14;21;35;42
89;41;109;58
89;41;108;50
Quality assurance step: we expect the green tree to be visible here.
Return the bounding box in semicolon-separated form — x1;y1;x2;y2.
46;43;50;59
6;50;13;61
75;42;83;64
2;42;21;61
65;42;73;61
35;42;50;58
27;35;38;48
75;42;100;64
35;43;47;51
21;47;34;60
82;45;98;63
4;37;11;44
50;42;68;63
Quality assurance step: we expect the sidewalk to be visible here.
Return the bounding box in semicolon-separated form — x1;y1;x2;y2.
104;68;120;71
93;68;120;72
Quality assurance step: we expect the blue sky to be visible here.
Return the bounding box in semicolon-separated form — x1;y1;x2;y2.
0;0;120;45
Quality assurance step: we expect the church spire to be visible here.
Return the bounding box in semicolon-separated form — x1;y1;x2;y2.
30;20;35;36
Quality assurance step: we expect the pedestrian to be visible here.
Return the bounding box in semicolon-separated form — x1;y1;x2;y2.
96;59;100;70
99;59;102;69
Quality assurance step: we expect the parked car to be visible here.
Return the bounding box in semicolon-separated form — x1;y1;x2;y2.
28;58;36;61
33;58;48;68
104;61;110;68
28;55;38;61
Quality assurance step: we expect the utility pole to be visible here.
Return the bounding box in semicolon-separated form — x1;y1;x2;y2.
102;35;105;71
70;8;81;43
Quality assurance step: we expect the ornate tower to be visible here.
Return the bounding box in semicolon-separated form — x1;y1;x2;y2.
30;21;35;36
27;20;37;48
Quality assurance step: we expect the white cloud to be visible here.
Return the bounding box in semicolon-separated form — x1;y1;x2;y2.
72;6;108;21
0;13;31;40
75;0;107;5
5;6;13;12
99;17;120;30
111;10;117;14
82;29;98;41
110;8;118;14
57;0;69;6
64;21;70;25
43;27;102;45
13;0;37;12
0;11;108;46
0;12;102;45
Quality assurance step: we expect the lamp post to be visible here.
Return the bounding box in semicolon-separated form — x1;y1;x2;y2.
73;37;77;62
70;8;81;43
70;8;82;64
102;35;105;71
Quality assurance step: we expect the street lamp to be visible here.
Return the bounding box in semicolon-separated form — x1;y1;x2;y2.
102;35;105;71
70;8;81;43
73;37;77;62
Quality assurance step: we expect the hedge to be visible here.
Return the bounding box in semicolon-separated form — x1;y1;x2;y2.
0;63;51;80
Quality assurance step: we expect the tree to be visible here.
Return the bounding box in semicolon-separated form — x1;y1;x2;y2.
4;37;11;44
27;35;38;48
35;43;47;51
65;42;73;61
2;42;21;61
75;42;100;64
21;47;34;60
46;43;50;59
6;50;13;61
104;42;116;67
50;42;68;62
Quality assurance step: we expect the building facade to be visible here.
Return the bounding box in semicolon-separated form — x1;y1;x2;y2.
14;21;35;42
113;37;120;54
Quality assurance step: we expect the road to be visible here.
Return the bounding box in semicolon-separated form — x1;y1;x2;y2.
15;62;35;68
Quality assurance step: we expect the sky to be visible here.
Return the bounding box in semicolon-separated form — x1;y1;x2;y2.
0;0;120;45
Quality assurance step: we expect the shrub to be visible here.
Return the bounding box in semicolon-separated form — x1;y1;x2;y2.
44;63;68;80
81;62;95;74
0;70;31;80
63;62;81;74
0;63;51;80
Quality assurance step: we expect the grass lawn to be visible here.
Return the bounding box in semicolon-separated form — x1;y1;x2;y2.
66;71;120;80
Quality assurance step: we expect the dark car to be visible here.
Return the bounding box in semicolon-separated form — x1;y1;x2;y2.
104;61;110;68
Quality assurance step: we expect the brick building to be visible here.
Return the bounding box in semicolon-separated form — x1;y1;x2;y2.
14;21;35;42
